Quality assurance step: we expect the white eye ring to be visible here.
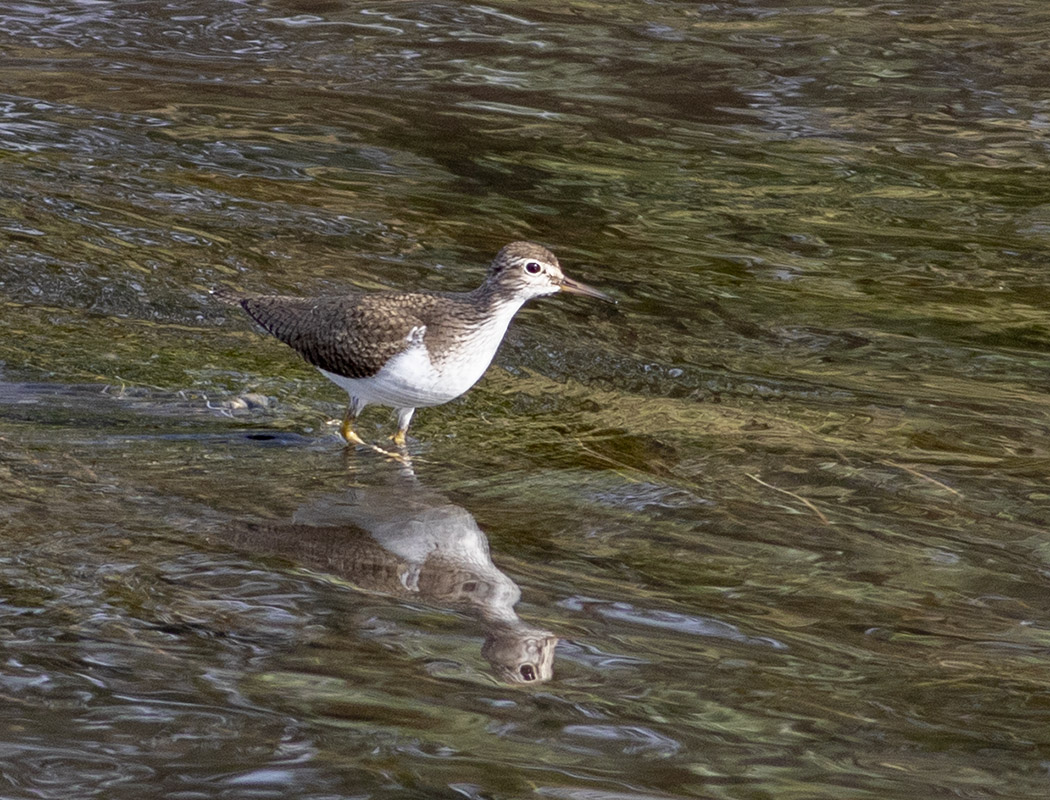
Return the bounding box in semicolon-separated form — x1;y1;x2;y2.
525;261;542;274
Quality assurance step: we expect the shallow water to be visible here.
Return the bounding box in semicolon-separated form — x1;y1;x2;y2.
3;1;1050;798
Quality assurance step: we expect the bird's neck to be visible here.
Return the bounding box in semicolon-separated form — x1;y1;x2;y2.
467;280;528;320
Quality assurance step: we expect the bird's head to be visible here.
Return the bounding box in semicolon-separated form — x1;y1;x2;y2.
487;241;613;303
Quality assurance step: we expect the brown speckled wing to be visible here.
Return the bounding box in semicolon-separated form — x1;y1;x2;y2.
238;293;428;379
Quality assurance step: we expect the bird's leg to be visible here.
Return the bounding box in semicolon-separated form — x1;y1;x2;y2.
340;398;411;463
339;402;367;447
392;407;416;447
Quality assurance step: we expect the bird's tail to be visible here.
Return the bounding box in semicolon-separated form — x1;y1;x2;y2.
211;287;248;306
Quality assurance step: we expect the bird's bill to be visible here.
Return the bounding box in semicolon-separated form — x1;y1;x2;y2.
559;275;615;302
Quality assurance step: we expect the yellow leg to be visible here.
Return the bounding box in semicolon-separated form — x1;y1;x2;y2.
340;404;411;463
391;408;415;448
340;406;367;446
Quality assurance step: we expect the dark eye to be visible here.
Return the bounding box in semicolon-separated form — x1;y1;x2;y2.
525;261;542;274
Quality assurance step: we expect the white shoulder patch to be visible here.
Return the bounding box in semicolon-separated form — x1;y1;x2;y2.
406;325;427;346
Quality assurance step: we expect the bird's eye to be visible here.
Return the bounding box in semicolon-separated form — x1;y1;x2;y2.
524;261;542;275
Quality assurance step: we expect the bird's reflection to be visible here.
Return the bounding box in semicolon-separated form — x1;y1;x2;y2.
219;469;557;684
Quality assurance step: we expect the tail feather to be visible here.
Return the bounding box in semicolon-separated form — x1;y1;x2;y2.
211;287;247;306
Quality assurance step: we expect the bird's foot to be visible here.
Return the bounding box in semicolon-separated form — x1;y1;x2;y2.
366;441;412;464
340;426;410;464
341;427;368;448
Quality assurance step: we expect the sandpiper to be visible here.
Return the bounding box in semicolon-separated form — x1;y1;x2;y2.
220;241;612;447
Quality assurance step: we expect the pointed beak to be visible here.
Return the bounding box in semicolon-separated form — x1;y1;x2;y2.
559;274;616;303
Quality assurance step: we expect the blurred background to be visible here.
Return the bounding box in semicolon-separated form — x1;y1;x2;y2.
2;1;1050;798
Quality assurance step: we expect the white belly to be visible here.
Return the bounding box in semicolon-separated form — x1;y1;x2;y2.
319;337;499;409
